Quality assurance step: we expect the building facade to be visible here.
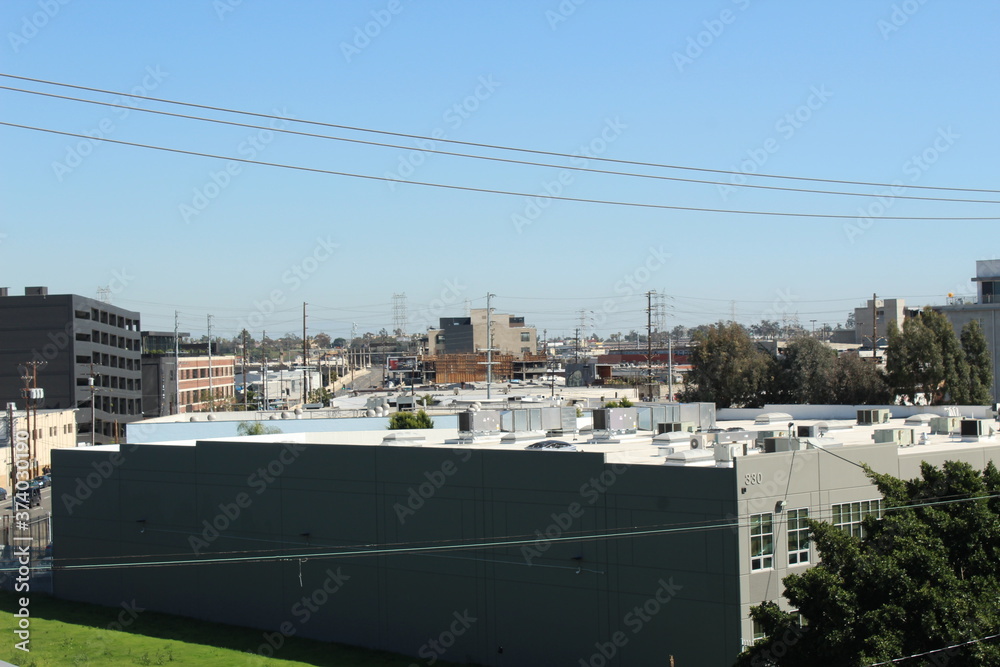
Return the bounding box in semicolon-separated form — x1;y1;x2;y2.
0;289;141;444
428;309;537;358
52;404;999;664
853;297;914;347
0;407;76;480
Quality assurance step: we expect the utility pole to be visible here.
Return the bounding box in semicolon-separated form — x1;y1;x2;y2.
242;329;249;411
574;328;580;363
485;293;495;400
262;330;268;409
174;311;180;415
871;293;878;363
646;290;655;400
20;361;44;477
302;302;308;406
668;333;674;402
7;402;16;494
351;322;358;390
207;314;214;412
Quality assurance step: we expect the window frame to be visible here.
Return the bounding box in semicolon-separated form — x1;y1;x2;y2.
750;512;774;571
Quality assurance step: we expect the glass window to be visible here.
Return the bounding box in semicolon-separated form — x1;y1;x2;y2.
750;513;773;571
787;509;810;565
832;499;882;539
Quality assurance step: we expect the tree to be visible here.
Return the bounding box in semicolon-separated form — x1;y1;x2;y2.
830;353;892;405
736;460;1000;667
308;387;333;405
236;421;283;436
750;320;781;341
312;332;332;349
923;308;971;404
774;336;837;404
681;322;775;408
603;397;633;408
962;319;994;405
333;337;347;348
887;308;977;405
387;410;434;429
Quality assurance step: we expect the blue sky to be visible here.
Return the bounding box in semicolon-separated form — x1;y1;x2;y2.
1;1;997;340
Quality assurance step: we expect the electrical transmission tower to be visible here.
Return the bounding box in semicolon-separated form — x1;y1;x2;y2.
392;293;408;336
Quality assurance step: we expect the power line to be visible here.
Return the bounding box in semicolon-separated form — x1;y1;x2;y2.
46;487;1000;573
3;72;997;195
867;633;1000;665
4;83;998;206
4;121;997;222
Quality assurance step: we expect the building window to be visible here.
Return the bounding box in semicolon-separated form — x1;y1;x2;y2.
750;513;773;571
752;618;766;643
787;508;810;565
520;332;530;342
832;499;883;539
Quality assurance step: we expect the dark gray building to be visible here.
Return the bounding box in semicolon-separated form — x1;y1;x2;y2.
0;288;142;444
50;404;999;665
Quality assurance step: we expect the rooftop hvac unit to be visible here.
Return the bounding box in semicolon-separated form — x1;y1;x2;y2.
961;419;991;437
857;409;891;425
458;412;472;432
763;437;804;453
714;443;737;467
594;408;638;433
689;433;710;450
797;423;829;438
459;410;500;434
657;421;695;434
873;428;914;446
592;408;609;431
929;416;960;435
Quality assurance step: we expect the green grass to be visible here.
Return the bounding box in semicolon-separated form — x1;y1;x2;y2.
0;592;476;666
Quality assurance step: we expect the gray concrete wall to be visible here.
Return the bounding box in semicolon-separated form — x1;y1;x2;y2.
53;442;741;665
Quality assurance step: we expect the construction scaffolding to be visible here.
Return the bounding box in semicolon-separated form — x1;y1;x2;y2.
428;353;514;384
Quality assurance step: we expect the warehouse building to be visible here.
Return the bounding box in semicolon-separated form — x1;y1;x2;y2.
52;403;998;665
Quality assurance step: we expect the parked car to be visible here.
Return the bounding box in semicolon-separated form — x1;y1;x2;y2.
0;487;6;501
32;475;51;489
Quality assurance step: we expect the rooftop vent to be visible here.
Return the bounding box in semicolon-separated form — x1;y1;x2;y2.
25;286;48;296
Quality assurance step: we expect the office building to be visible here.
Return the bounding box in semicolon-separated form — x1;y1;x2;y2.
0;288;141;444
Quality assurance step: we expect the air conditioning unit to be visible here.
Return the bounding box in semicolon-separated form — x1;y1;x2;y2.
592;409;609;431
857;409;891;425
689;434;710;450
961;419;992;437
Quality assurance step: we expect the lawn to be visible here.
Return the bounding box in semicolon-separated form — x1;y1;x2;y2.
0;592;476;667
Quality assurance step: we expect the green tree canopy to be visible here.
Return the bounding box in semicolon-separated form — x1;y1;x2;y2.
387;409;434;429
887;308;985;405
829;352;892;405
962;319;994;405
603;397;634;408
681;321;775;408
774;336;837;404
736;460;1000;666
236;421;283;436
